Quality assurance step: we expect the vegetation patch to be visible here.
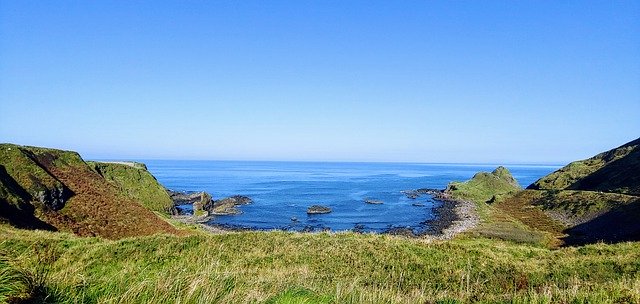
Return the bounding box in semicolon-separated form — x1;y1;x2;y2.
0;226;639;303
446;166;521;204
0;144;180;239
90;162;175;216
529;138;640;195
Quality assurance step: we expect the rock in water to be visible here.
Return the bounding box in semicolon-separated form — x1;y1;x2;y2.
307;205;332;214
364;199;383;204
210;195;253;215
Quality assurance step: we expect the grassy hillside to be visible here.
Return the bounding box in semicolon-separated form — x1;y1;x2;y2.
444;139;640;246
0;144;179;239
446;166;521;204
89;162;175;216
504;138;640;245
443;167;567;247
1;226;639;304
529;138;640;195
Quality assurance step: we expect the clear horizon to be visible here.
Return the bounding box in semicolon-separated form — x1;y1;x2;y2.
89;157;567;167
1;1;639;164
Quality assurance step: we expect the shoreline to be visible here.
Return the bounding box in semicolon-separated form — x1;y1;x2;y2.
171;190;479;239
424;193;479;240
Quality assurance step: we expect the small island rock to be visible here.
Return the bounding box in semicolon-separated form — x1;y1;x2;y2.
307;205;332;214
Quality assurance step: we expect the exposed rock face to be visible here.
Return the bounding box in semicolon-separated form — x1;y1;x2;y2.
1;146;74;212
307;205;331;214
193;192;212;217
168;190;215;216
167;190;252;216
33;185;72;211
168;190;206;205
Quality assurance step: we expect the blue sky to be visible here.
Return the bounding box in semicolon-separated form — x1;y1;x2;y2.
1;1;638;164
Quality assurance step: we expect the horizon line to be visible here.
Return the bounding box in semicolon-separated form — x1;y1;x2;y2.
89;158;566;167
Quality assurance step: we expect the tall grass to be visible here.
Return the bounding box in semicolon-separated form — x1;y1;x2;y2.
1;227;639;303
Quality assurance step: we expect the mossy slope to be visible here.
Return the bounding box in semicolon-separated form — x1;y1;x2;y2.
446;166;521;204
529;137;640;195
0;143;179;239
441;166;556;246
508;138;640;245
89;162;175;216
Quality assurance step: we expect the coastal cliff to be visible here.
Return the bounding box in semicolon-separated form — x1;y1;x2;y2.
0;144;179;239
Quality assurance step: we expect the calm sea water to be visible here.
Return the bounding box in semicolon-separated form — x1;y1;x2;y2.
143;161;559;234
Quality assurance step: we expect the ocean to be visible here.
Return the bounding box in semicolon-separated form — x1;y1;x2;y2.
143;161;560;234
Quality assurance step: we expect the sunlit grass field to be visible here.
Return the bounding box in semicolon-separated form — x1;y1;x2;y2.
1;226;639;304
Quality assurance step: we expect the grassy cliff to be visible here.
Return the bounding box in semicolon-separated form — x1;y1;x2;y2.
0;144;179;239
529;138;640;195
1;226;639;304
89;162;175;216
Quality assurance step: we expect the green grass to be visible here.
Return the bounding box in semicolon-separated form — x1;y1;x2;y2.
469;201;552;246
89;162;175;215
0;144;65;202
442;167;554;246
530;190;639;218
1;226;639;303
529;138;639;194
447;167;521;204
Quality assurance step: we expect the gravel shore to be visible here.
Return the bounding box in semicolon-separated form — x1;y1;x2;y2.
421;193;479;240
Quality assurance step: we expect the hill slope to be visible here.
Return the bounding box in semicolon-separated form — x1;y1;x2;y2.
528;137;640;195
89;161;176;215
0;144;179;239
443;167;564;246
508;138;640;245
446;166;521;204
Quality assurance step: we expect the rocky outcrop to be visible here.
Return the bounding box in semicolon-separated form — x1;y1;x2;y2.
168;190;214;216
364;199;383;204
307;205;331;214
168;190;253;216
210;195;253;215
193;192;212;217
205;195;250;215
401;188;441;199
168;190;205;205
